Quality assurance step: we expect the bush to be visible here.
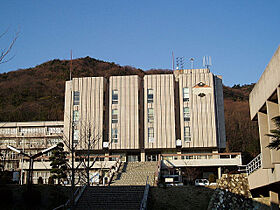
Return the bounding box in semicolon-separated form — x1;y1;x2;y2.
48;176;54;185
38;176;43;184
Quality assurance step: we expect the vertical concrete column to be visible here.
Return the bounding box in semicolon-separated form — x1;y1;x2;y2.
267;101;280;164
218;167;222;179
141;150;145;162
177;150;182;160
258;112;273;169
104;152;109;161
269;191;279;210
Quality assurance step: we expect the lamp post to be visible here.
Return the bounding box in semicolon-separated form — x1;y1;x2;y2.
7;144;58;189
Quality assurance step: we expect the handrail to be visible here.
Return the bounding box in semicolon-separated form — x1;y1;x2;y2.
107;156;122;186
246;153;262;175
140;176;150;210
154;157;161;186
161;152;241;157
53;184;87;210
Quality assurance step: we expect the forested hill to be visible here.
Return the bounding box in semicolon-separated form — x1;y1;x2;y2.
0;57;259;163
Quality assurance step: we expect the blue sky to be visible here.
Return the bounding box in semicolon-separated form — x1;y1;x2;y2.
0;0;279;86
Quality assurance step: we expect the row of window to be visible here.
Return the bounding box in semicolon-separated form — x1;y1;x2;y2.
0;127;63;135
74;87;191;106
110;126;191;144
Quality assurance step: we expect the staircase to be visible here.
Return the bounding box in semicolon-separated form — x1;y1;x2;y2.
110;162;157;186
75;186;145;210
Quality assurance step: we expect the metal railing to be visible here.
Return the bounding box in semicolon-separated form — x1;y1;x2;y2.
140;176;150;210
107;156;122;186
161;152;241;160
246;153;262;175
53;184;87;210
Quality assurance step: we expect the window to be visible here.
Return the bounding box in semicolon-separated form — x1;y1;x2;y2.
73;91;80;105
183;107;190;121
73;110;79;122
148;127;154;143
184;126;191;142
73;129;79;143
112;128;118;143
147;89;153;103
47;127;63;134
112;90;118;104
148;108;154;123
183;88;190;102
112;109;118;123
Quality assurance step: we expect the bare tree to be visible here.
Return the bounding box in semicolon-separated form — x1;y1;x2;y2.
0;28;19;64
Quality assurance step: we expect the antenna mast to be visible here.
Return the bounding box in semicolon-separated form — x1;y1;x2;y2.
190;58;194;69
203;56;212;69
70;50;73;80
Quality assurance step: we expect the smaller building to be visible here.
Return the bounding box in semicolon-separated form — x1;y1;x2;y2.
248;45;280;207
0;121;63;184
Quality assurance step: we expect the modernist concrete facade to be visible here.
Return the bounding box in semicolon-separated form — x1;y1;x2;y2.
0;68;239;185
63;69;227;161
248;46;280;208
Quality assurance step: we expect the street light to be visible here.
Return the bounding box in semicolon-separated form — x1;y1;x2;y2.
7;144;58;188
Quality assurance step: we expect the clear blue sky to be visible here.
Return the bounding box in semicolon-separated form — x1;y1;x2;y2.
1;0;279;86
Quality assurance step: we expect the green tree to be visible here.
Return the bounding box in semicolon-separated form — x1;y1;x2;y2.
50;142;68;184
266;116;280;150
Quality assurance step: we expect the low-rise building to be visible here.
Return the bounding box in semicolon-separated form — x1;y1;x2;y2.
248;45;280;208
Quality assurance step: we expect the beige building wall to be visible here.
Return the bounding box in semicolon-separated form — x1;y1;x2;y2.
0;121;64;170
248;46;280;200
109;76;140;150
144;74;176;149
176;69;224;148
64;77;107;150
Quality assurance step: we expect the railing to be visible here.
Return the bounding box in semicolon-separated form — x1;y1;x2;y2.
153;156;161;186
53;184;87;210
161;152;241;160
140;176;150;210
246;153;262;175
107;156;122;186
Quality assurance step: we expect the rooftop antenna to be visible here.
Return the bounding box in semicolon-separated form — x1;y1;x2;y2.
70;50;73;80
190;58;194;69
203;56;212;69
180;57;184;69
176;57;180;69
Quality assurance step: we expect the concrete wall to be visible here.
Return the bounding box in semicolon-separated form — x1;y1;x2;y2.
64;77;107;150
144;74;176;149
109;76;140;150
249;45;280;120
177;70;221;148
248;45;280;193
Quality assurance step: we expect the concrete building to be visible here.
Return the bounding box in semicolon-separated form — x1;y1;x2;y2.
0;68;242;185
248;46;280;208
63;69;227;161
0;121;64;184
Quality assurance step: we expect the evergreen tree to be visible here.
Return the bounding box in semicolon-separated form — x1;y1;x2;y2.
49;142;68;184
266;116;280;150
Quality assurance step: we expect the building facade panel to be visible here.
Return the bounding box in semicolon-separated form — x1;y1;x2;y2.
144;74;176;149
177;70;219;148
109;76;140;150
64;77;106;150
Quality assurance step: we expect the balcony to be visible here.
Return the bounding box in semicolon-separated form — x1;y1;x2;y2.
247;153;280;190
161;152;242;168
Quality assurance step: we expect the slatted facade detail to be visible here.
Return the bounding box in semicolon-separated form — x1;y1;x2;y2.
144;75;176;149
